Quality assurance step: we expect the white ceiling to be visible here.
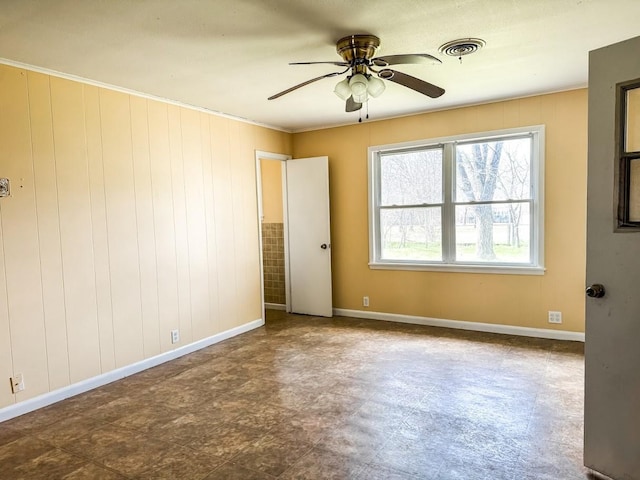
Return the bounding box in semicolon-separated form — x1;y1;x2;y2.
1;0;639;132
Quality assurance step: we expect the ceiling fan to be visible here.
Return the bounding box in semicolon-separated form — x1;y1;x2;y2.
268;34;445;113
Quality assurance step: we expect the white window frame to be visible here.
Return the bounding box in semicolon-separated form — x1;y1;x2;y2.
368;125;545;275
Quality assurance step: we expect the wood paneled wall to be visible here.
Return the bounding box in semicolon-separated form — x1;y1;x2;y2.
0;64;291;408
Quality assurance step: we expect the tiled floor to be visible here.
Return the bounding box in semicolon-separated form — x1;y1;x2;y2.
0;310;591;479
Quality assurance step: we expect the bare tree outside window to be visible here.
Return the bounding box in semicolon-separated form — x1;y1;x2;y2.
455;137;531;261
456;142;504;259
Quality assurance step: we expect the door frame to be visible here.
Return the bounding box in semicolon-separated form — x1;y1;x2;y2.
255;150;292;320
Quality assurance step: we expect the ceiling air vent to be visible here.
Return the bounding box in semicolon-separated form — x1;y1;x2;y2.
439;38;486;60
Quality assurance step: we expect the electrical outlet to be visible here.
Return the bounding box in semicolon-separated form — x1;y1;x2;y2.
363;296;369;307
171;329;180;344
548;311;562;324
10;373;25;393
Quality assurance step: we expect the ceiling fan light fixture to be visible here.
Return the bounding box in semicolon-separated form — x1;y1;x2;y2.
349;74;368;97
334;77;351;100
367;75;385;98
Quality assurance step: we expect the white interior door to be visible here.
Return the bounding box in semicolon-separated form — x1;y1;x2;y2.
285;156;333;317
585;35;640;480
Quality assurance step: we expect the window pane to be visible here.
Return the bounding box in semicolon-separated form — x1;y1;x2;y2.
380;148;442;206
455;137;531;202
626;87;640;153
455;203;530;263
380;207;442;261
629;159;640;221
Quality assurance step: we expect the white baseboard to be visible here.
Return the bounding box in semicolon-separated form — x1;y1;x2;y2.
333;308;585;342
265;303;286;311
587;469;616;480
0;318;264;423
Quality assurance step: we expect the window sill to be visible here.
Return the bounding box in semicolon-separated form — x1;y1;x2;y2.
369;262;545;275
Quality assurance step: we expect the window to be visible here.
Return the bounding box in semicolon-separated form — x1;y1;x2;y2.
368;126;544;274
616;80;640;228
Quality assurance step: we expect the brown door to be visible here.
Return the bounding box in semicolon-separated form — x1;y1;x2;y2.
584;35;640;479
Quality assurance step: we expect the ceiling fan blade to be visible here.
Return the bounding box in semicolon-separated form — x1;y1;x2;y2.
372;54;442;67
345;96;362;112
378;69;445;98
268;71;344;100
290;61;349;66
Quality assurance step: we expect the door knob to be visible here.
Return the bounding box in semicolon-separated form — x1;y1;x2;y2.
586;284;606;298
320;243;328;250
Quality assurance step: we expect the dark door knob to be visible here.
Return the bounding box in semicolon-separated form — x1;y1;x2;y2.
320;243;328;250
586;284;606;298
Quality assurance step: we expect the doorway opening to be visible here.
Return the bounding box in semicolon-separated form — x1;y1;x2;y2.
256;152;333;319
255;151;291;317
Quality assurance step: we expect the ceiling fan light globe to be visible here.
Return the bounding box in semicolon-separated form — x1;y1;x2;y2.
334;78;351;100
349;74;368;97
367;76;386;97
352;91;368;104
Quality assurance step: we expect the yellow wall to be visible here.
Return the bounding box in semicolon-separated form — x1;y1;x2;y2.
292;90;588;333
0;64;291;409
259;159;284;223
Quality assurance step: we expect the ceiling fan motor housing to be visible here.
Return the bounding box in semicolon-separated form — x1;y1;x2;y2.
336;35;381;64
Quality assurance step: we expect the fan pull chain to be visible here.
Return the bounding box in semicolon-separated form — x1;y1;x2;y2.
357;103;370;123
